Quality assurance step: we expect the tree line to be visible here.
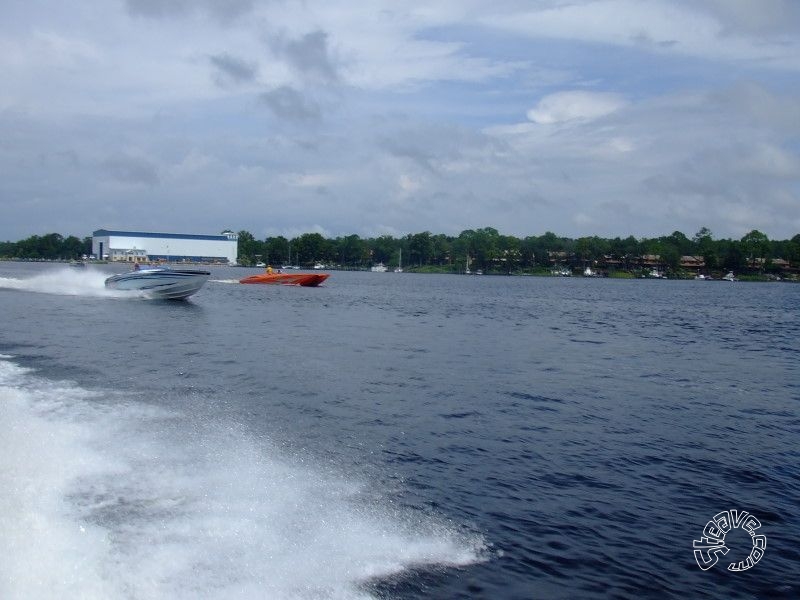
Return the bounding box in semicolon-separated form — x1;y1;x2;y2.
0;233;91;260
2;228;798;274
236;227;800;274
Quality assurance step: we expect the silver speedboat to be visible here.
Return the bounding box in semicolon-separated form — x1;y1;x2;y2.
105;266;210;300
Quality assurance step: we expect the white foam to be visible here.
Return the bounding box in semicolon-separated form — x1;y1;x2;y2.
0;357;486;599
0;360;117;598
0;268;116;297
0;268;159;300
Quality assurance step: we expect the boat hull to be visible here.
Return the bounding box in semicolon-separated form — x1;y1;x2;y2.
105;269;210;300
239;273;329;286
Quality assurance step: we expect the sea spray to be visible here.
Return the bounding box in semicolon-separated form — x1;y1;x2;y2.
0;356;486;600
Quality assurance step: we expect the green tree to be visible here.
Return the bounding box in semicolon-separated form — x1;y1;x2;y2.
430;234;452;265
740;230;770;270
720;239;746;271
788;234;800;265
335;234;368;266
576;236;610;264
369;235;396;265
466;227;500;270
15;233;66;259
263;236;288;266
237;230;259;265
575;237;592;263
660;245;680;271
497;234;522;273
664;230;693;256
641;239;679;271
531;231;569;267
692;227;712;245
693;227;717;270
408;231;434;267
62;235;86;259
292;233;329;265
609;236;640;269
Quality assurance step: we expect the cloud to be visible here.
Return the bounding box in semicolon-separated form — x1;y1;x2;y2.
379;137;441;173
527;91;628;124
282;171;342;189
740;143;800;178
377;124;502;175
483;0;800;71
686;0;800;36
259;86;322;121
398;174;421;194
1;1;798;242
125;0;193;18
100;155;160;186
125;0;254;23
208;53;258;87
269;30;340;85
483;80;800;238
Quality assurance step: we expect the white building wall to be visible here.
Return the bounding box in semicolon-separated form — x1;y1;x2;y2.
92;230;238;264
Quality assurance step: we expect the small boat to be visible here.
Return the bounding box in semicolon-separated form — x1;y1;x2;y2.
239;272;329;286
722;271;738;282
370;263;387;273
105;266;210;300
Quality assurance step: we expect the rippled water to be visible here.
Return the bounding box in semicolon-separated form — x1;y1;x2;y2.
1;262;798;599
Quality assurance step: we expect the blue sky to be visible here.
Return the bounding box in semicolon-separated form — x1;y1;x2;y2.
1;0;799;242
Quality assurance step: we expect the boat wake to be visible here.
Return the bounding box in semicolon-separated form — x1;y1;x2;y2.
0;354;486;600
0;268;118;298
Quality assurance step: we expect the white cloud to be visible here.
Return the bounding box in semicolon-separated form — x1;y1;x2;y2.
739;143;800;178
607;137;635;154
398;174;422;194
282;172;343;188
527;91;628;124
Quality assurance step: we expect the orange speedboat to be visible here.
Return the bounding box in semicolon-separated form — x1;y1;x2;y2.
239;272;330;286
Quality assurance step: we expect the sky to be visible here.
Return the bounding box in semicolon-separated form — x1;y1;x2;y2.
1;0;799;242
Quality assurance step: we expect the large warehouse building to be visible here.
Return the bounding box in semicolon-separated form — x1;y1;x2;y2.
92;229;239;265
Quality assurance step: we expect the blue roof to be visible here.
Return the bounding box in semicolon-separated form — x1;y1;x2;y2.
93;229;235;242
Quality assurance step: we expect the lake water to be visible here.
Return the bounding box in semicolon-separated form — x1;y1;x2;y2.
1;262;798;599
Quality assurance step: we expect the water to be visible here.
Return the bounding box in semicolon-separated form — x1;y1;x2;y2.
1;262;798;599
